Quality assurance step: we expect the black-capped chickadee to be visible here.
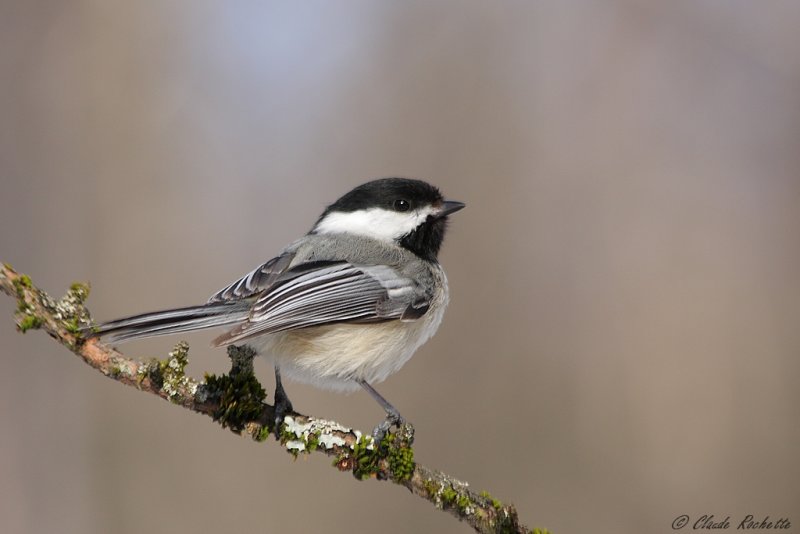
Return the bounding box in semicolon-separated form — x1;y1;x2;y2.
90;178;465;439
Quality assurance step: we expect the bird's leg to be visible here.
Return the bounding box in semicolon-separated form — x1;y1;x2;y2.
358;379;405;442
273;366;294;439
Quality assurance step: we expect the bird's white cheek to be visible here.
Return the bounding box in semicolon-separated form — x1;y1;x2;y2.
313;208;429;242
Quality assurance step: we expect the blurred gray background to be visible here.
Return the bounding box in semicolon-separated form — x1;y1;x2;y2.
2;2;799;533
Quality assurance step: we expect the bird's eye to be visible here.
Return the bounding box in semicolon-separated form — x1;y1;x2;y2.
393;199;410;212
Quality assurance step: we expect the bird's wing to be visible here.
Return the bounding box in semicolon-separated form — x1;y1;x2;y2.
211;262;429;346
207;252;297;303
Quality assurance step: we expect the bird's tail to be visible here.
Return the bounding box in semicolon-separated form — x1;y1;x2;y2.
87;301;251;343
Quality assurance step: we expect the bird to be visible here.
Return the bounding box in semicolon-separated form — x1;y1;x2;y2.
89;178;465;440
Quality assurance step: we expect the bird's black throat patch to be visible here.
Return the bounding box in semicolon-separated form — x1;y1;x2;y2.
399;215;448;262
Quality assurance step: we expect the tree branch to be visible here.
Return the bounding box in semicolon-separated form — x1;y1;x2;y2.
1;262;546;534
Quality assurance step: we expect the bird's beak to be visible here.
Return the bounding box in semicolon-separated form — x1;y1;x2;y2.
436;200;466;218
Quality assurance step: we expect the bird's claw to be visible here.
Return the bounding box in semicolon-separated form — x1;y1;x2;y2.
371;411;405;443
273;389;294;440
273;399;293;440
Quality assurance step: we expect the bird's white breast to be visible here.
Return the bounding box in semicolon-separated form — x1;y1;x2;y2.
255;267;449;392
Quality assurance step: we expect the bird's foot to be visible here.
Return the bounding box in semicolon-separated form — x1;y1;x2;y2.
371;410;405;443
273;378;294;440
273;396;293;440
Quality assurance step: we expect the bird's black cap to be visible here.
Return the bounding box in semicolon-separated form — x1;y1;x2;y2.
322;177;444;214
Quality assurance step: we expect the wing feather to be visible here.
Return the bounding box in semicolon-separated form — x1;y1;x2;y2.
207;252;296;303
211;262;424;346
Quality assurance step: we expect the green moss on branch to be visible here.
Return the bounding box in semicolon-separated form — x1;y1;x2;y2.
199;345;267;433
